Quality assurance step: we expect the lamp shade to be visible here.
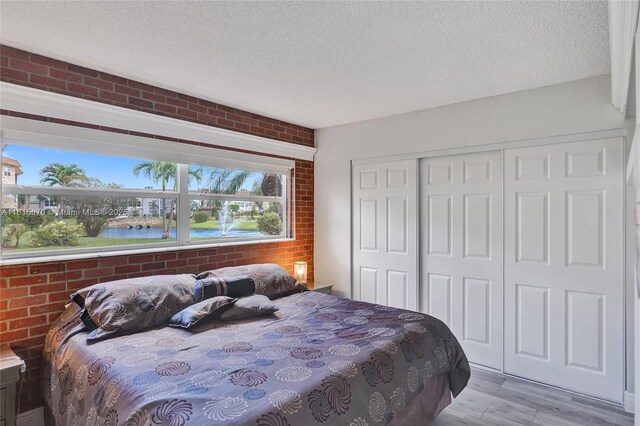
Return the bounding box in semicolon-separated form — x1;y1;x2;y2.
293;261;307;284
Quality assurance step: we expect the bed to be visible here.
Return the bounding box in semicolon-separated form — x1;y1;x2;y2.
43;290;469;425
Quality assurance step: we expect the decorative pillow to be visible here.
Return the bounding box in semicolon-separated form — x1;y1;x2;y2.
169;296;236;328
70;274;197;342
220;294;279;320
197;263;306;299
192;275;255;301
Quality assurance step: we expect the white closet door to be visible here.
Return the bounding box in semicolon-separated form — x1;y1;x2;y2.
504;138;624;402
420;151;503;369
352;159;418;310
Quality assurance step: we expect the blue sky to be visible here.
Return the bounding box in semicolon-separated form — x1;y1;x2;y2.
2;145;259;191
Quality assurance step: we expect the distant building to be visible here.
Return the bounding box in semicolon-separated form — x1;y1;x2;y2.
1;156;23;209
28;196;58;214
234;190;256;213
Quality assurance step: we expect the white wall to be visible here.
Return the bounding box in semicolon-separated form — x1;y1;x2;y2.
633;30;640;422
314;74;636;393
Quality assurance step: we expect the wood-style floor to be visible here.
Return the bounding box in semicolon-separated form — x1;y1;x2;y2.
432;367;634;425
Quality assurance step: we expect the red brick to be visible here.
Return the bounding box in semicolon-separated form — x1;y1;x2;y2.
98;72;127;85
129;97;153;109
1;329;29;343
155;103;177;114
129;254;153;264
29;325;52;337
30;54;66;69
0;287;28;299
67;82;98;97
114;84;140;97
30;302;66;315
83;76;113;90
10;275;47;287
141;262;165;271
0;308;28;321
9;59;48;75
66;279;95;292
99;257;127;267
29;263;64;274
0;67;28;82
83;267;114;278
66;63;99;77
29;74;67;90
142;91;165;103
49;68;83;82
166;259;188;268
154;252;176;261
99;90;127;104
0;45;29;60
9;295;47;309
114;264;141;274
0;266;28;277
67;259;98;270
29;283;65;295
9;315;47;330
48;291;71;302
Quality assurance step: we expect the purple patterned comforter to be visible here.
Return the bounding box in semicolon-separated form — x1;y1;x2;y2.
43;291;469;425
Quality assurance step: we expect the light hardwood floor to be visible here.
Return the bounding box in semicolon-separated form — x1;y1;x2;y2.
432;367;634;425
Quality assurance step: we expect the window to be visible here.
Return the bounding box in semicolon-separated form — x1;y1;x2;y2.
3;167;10;177
1;132;293;260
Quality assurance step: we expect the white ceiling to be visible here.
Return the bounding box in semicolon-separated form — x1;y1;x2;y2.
0;1;610;129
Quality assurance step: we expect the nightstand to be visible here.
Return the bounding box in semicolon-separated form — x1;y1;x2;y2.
0;346;25;426
307;282;333;294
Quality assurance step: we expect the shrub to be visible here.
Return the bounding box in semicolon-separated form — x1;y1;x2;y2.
43;210;57;225
1;211;21;226
21;213;46;230
193;211;210;223
1;224;27;248
257;211;282;235
31;221;83;247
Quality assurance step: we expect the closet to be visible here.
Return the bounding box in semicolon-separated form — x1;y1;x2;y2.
352;136;624;403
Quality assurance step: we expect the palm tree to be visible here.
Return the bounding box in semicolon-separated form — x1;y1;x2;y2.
133;162;202;239
39;163;89;219
200;168;251;219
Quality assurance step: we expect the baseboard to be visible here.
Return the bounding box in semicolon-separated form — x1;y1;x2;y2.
16;407;44;426
623;391;635;413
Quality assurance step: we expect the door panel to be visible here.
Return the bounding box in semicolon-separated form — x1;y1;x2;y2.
352;160;418;311
420;151;503;369
504;138;623;403
516;284;549;360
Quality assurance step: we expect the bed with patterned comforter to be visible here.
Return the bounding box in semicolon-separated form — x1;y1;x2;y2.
43;291;470;425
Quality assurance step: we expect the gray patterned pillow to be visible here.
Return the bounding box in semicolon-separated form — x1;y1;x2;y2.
70;274;197;342
169;296;237;328
220;294;279;320
196;263;306;299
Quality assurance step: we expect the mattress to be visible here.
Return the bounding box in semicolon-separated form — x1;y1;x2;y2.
43;291;469;425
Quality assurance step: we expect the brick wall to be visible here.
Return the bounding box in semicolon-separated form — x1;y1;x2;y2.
0;45;314;414
0;45;313;147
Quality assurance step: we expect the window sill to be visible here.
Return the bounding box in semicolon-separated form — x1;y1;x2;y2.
0;238;295;266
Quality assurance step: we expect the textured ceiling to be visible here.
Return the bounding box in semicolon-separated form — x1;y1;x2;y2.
0;1;610;129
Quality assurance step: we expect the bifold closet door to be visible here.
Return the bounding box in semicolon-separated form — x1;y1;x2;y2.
504;138;623;402
420;151;503;369
352;159;418;310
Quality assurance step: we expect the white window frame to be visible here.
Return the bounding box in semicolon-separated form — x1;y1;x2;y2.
0;116;296;262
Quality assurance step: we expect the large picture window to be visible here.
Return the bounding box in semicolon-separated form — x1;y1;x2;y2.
0;127;293;260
